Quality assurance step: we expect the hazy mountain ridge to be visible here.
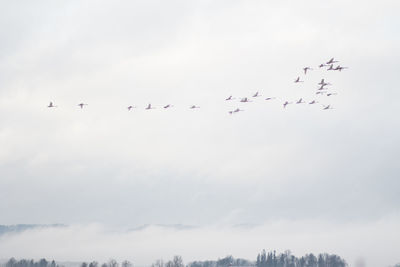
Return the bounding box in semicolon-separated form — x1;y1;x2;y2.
127;224;197;232
0;224;65;235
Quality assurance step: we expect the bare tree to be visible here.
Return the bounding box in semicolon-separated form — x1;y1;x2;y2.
151;260;164;267
108;260;118;267
121;261;132;267
172;256;184;267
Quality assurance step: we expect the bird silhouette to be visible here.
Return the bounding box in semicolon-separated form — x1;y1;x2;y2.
326;58;339;64
283;101;292;108
78;103;88;109
294;77;304;83
47;102;57;108
317;84;328;90
145;104;155;110
303;67;313;74
334;65;348;71
240;97;252;103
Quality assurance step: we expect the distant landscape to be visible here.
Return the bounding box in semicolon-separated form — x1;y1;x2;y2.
0;251;349;267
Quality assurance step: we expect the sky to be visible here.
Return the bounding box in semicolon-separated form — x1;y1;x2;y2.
0;0;400;266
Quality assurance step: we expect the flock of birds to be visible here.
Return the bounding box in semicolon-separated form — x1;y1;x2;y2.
47;58;347;114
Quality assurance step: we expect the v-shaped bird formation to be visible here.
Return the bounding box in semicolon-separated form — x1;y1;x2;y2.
47;57;347;114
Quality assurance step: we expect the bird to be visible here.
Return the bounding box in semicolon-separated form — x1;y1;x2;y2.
283;101;292;108
303;67;313;74
127;105;136;111
327;93;337;96
334;65;348;71
309;100;318;104
163;104;173;109
240;97;251;103
317;84;328;90
326;58;339;64
47;102;57;108
252;92;261;97
327;64;335;71
78;103;88;109
296;98;305;104
319;64;326;68
190;105;200;109
145;104;155;110
233;108;243;113
225;95;235;101
316;91;327;95
323;105;333;110
294;77;304;83
265;97;276;101
318;79;329;86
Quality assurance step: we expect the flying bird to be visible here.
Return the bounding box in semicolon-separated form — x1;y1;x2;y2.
294;77;304;83
78;103;88;109
163;104;173;109
303;67;313;74
319;64;326;68
327;64;335;71
265;97;276;101
327;93;337;96
233;108;243;113
326;58;339;64
318;79;330;86
283;101;292;108
252;92;261;97
323;105;333;110
240;97;251;103
296;98;305;104
127;105;136;111
334;65;348;71
145;104;155;110
190;105;200;109
317;84;328;90
225;95;235;101
47;102;57;108
309;100;318;104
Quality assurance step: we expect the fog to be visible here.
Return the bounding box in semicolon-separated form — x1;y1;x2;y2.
1;220;400;267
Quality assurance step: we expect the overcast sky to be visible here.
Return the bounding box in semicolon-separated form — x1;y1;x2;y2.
0;0;400;266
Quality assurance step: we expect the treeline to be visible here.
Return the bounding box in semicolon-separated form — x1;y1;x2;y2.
188;255;252;267
3;250;348;267
256;250;347;267
80;259;133;267
5;258;60;267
